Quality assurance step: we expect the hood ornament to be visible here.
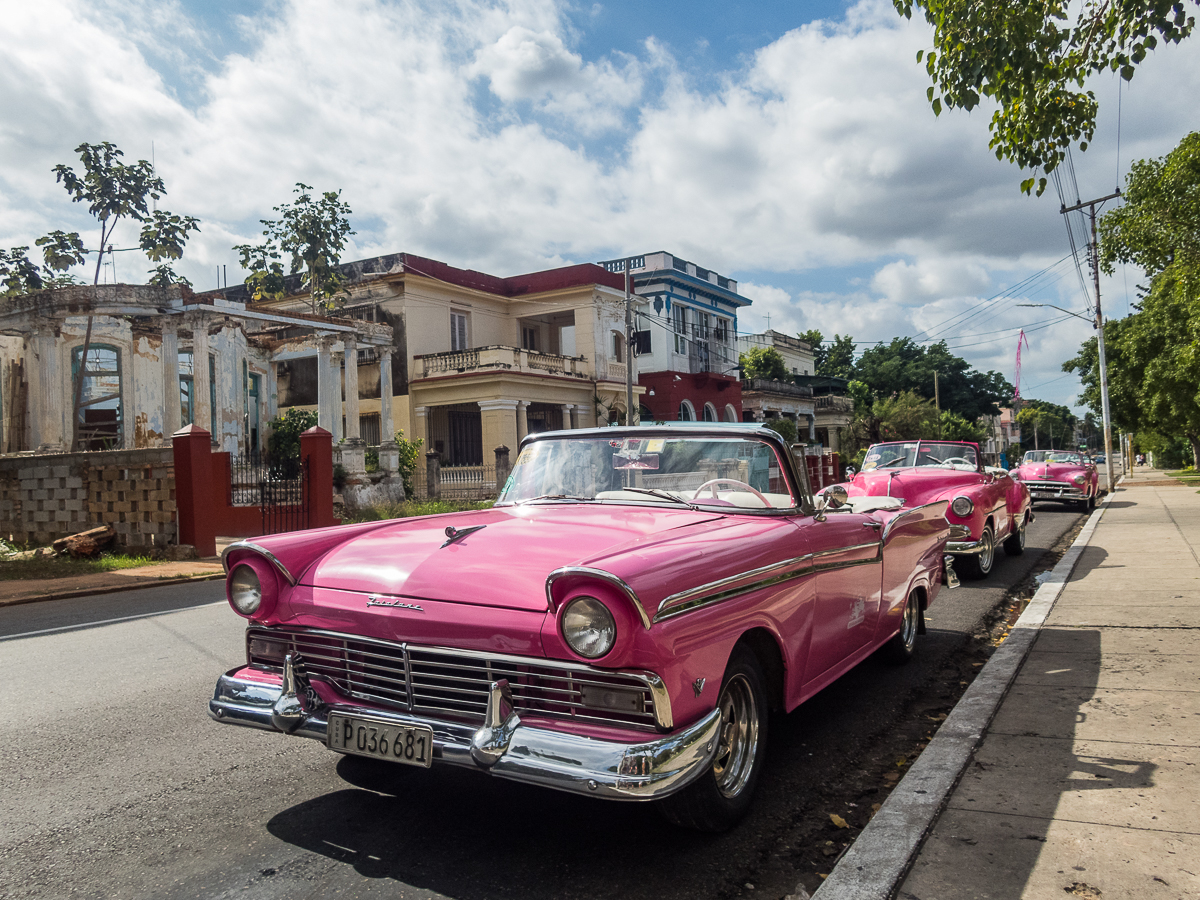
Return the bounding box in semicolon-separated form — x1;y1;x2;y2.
692;677;706;698
441;524;486;548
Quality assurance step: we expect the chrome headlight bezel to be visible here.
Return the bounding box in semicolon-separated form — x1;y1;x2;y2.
560;596;617;659
950;496;974;517
229;564;263;615
1072;474;1087;485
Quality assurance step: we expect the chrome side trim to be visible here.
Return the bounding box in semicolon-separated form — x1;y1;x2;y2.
653;554;815;623
545;566;651;631
209;667;719;802
811;540;882;571
881;500;949;543
222;541;297;586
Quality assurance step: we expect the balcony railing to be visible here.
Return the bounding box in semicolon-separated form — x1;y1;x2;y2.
596;359;627;384
415;345;589;380
743;378;814;398
815;395;855;413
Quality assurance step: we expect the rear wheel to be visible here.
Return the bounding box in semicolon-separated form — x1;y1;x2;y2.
958;524;995;579
1003;515;1027;556
883;591;921;664
658;648;768;832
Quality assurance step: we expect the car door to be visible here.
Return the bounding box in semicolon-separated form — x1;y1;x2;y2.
795;510;885;685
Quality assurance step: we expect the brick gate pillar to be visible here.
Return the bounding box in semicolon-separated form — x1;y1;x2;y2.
172;424;216;557
301;426;334;529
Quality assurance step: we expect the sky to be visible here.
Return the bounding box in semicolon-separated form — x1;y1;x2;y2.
2;0;1197;415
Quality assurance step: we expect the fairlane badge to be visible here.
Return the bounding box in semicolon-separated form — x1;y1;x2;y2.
366;596;424;611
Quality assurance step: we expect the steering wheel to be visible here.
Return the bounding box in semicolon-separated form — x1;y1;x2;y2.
691;479;771;507
941;457;972;466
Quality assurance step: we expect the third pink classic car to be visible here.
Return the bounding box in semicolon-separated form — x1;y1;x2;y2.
1009;450;1099;510
210;424;954;831
838;440;1032;580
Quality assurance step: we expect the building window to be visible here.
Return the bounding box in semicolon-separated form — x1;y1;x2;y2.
724;404;738;422
451;312;469;351
703;402;718;422
179;351;194;425
714;317;729;344
611;331;625;363
678;400;695;421
673;305;687;354
360;413;381;446
522;326;538;351
71;344;123;450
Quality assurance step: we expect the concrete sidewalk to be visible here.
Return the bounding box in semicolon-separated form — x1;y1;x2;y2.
897;467;1200;898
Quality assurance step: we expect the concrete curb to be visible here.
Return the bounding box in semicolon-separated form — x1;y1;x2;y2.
0;571;225;609
809;487;1119;900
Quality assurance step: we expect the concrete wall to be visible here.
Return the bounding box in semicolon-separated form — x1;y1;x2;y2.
0;447;176;548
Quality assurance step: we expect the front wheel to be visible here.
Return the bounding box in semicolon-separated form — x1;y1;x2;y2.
958;524;995;579
658;649;768;832
1003;515;1027;556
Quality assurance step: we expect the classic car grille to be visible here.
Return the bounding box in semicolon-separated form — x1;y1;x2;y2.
1023;479;1084;494
246;626;661;732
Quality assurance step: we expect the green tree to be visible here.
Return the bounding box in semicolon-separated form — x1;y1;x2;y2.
393;429;425;499
48;141;200;449
764;417;798;444
939;410;987;443
800;330;858;379
235;183;355;312
739;346;788;382
854;337;1012;420
852;390;941;444
1;248;46;296
894;0;1199;195
266;408;319;476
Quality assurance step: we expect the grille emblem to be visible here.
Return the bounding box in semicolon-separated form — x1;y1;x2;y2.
366;596;424;611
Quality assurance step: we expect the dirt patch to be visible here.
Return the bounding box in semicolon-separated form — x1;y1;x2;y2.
768;516;1089;899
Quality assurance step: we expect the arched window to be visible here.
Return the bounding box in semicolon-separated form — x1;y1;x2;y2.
611;331;625;363
703;402;718;422
71;344;123;450
678;400;695;421
724;404;738;422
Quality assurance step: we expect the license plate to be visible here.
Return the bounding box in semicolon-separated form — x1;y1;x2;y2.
327;713;434;768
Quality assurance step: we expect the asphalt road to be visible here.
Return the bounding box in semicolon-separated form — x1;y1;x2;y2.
0;506;1084;900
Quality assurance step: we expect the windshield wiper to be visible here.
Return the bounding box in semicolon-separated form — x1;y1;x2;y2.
517;494;595;504
615;487;698;508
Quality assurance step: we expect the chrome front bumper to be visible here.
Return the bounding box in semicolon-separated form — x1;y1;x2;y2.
209;658;721;802
945;523;984;556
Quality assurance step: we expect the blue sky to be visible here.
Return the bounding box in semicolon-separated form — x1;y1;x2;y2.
2;0;1195;413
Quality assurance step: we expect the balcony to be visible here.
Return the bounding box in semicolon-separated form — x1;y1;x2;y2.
743;378;814;399
815;395;855;413
414;345;590;380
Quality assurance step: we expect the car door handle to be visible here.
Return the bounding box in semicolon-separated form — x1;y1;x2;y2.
862;521;882;530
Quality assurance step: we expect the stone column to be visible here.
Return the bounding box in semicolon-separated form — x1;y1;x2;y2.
28;324;65;451
340;336;365;477
161;319;181;443
517;401;529;443
478;399;519;464
377;350;399;476
426;451;441;500
317;337;341;443
190;315;212;439
561;403;574;430
808;414;817;443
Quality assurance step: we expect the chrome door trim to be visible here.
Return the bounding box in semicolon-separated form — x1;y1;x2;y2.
653;554;816;623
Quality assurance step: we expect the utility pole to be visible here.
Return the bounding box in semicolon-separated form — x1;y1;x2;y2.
624;258;635;426
933;371;941;437
1061;189;1120;493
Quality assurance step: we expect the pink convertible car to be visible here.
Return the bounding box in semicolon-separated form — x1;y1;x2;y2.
1009;450;1099;511
210;424;954;831
838;440;1032;580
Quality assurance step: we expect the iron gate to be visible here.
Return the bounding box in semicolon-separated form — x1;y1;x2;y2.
229;451;309;535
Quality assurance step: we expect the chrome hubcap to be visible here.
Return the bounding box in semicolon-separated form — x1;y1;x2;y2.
979;529;995;572
1017;521;1026;549
712;673;760;799
901;597;918;650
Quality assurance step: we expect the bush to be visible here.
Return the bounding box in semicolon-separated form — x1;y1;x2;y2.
342;499;493;524
763;417;798;444
394;429;423;498
267;408;318;475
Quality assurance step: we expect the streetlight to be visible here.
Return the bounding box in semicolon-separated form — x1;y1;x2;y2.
1017;302;1115;492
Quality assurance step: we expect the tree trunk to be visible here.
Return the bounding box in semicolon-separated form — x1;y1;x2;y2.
1189;433;1200;471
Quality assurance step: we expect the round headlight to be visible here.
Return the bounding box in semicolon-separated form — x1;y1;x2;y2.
950;496;974;517
229;565;263;615
561;596;617;659
1073;474;1086;485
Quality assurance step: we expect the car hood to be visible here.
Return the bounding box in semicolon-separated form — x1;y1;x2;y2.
848;467;985;505
1014;462;1089;481
304;504;727;613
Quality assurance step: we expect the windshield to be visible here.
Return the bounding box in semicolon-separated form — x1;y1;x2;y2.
1023;450;1086;465
497;434;797;510
861;441;979;471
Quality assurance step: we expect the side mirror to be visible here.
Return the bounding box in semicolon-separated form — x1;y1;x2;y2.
824;485;849;510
